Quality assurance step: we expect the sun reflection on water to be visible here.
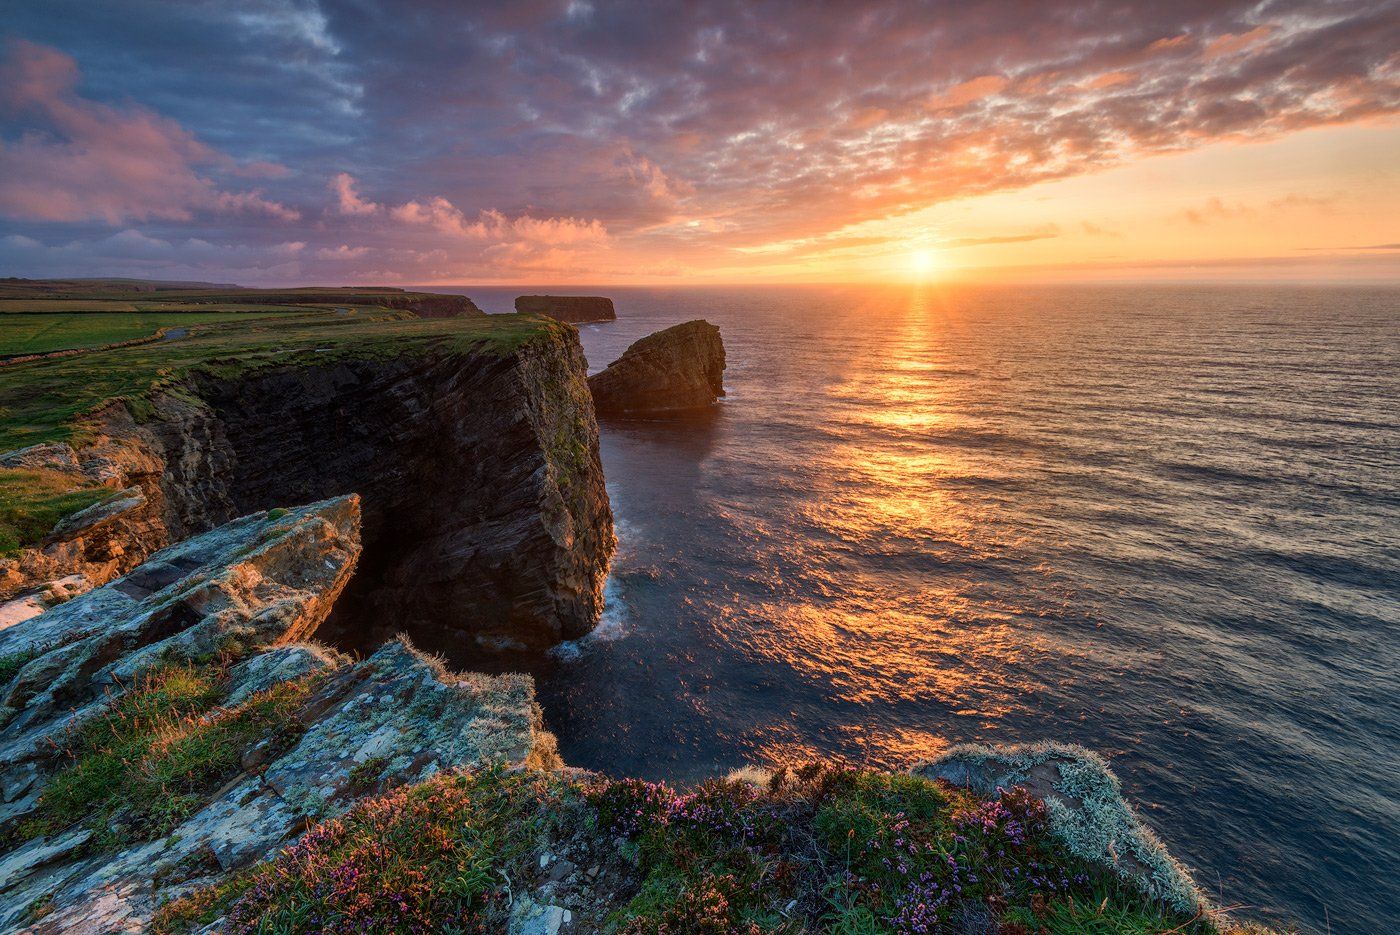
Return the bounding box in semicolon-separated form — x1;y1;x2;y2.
712;285;1076;768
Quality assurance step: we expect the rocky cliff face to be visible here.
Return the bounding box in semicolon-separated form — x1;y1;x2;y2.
0;498;557;933
0;325;613;658
514;295;617;323
587;319;725;417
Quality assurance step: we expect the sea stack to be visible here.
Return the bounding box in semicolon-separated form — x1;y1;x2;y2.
587;319;725;417
515;295;617;323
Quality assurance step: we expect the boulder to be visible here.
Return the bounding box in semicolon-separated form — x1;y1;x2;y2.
587;320;725;417
515;295;617;323
914;742;1204;914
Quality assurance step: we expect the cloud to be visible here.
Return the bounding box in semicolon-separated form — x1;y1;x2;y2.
1;1;1397;281
943;228;1060;248
1177;191;1346;224
336;173;609;247
331;173;379;215
0;40;298;225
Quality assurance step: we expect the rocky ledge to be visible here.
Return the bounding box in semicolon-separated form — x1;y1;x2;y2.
0;498;557;932
587;319;726;417
514;295;617;323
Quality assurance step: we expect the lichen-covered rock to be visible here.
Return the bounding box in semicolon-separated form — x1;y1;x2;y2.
0;497;362;798
914;741;1204;913
515;295;616;323
0;500;557;933
587;319;725;417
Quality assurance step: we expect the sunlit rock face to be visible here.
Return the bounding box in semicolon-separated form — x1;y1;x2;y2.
0;498;556;933
587;319;726;417
514;295;617;323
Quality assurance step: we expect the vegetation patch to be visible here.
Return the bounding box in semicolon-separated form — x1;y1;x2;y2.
0;468;112;556
0;310;303;356
0;298;563;554
151;766;553;935
7;660;314;849
155;763;1253;934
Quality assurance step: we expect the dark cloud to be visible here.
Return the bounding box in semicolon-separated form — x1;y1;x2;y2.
2;0;1397;281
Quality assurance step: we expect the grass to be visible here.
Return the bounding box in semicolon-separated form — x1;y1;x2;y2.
0;310;307;356
154;763;1227;935
8;659;315;849
151;766;551;935
0;648;41;684
0;310;562;452
0;468;112;556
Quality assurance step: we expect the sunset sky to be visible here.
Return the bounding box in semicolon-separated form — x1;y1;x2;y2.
2;0;1397;285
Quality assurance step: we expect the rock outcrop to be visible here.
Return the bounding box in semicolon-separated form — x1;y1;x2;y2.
515;295;617;323
587;319;726;417
0;499;557;933
0;323;614;657
915;742;1204;914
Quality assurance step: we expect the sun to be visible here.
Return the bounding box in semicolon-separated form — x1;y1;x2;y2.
906;248;940;279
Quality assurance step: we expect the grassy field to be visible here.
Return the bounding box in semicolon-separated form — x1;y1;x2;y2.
0;310;312;356
0;311;557;451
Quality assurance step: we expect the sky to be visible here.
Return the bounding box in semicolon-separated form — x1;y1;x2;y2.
1;0;1397;286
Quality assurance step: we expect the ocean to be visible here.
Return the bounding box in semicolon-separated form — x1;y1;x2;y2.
444;283;1399;933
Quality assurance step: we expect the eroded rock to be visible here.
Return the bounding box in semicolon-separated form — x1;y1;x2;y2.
914;741;1204;914
1;324;614;656
0;499;558;933
587;319;725;417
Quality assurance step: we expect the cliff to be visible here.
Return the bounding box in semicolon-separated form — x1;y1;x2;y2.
514;295;617;323
588;319;726;417
0;312;613;656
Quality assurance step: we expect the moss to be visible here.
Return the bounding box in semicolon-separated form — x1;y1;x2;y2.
345;755;389;794
0;468;111;556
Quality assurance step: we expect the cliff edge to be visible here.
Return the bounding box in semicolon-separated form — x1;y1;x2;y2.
0;498;557;933
0;312;614;655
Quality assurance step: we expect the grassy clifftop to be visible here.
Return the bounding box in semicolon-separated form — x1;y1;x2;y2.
0;310;566;451
0;301;571;556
